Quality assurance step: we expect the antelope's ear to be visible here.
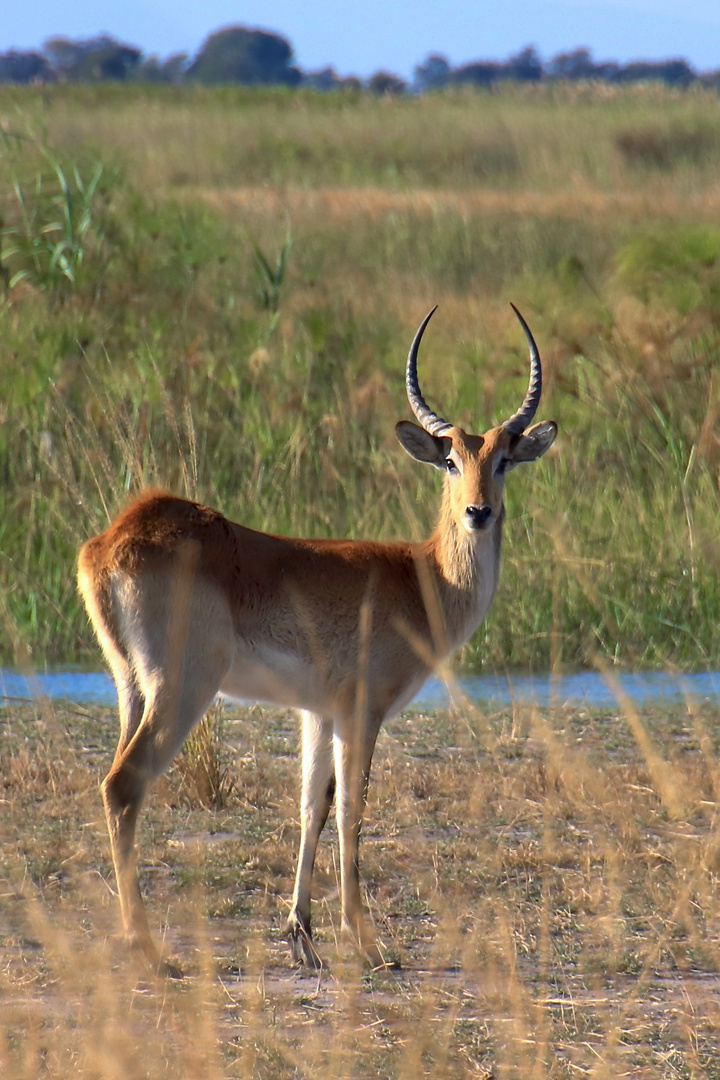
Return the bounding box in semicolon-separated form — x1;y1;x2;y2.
509;420;557;464
395;421;451;469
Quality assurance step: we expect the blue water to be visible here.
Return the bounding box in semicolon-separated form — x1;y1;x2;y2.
0;669;115;705
417;670;720;709
3;668;720;710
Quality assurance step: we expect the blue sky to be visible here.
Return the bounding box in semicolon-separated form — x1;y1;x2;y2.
5;1;720;77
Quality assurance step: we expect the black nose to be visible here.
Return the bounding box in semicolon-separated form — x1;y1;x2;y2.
465;504;493;530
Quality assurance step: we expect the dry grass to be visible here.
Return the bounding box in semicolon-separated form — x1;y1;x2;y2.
2;694;720;1077
196;182;720;229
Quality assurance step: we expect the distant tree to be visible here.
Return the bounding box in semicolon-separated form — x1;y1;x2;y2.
133;55;163;83
699;69;720;90
43;36;83;74
339;75;362;92
75;43;141;80
187;26;301;86
547;47;598;80
505;45;543;81
161;53;189;84
414;54;451;91
303;66;340;90
593;61;622;81
367;70;406;94
134;52;188;83
0;50;54;84
43;35;141;81
616;59;695;87
452;61;502;88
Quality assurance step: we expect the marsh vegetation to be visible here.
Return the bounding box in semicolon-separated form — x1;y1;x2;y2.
2;81;720;1077
3;83;720;670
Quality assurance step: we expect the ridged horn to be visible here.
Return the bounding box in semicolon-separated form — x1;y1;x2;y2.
405;307;452;437
503;304;543;436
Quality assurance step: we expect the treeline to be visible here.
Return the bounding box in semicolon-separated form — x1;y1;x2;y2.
1;27;718;92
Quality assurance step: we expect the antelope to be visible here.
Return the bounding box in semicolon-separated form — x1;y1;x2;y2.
77;305;556;975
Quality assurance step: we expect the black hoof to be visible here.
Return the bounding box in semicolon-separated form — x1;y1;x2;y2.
287;918;323;970
161;959;184;980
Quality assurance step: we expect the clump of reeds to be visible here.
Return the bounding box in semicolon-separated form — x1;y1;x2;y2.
175;700;236;809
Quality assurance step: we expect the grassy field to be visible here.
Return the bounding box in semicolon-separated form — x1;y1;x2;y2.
2;693;720;1078
2;83;720;669
3;82;720;1076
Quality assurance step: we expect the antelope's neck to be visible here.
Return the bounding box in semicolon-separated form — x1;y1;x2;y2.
423;498;504;652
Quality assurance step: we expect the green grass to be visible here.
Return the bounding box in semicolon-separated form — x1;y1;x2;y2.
2;83;720;669
4;81;720;195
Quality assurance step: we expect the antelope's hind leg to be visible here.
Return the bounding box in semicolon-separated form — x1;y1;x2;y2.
287;711;335;968
100;660;157;966
101;594;232;976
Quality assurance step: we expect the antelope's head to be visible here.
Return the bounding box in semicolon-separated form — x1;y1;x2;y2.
395;306;557;539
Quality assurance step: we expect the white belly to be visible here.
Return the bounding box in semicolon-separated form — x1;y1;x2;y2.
220;644;330;713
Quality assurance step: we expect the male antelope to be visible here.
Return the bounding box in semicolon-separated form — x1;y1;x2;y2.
77;306;556;975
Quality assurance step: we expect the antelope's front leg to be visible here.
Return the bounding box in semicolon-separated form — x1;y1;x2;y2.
287;711;334;968
332;717;384;968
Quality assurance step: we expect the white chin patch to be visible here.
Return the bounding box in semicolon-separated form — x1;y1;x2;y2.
463;515;493;535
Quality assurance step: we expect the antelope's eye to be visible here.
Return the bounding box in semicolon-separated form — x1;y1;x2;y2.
495;456;509;475
445;458;459;474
